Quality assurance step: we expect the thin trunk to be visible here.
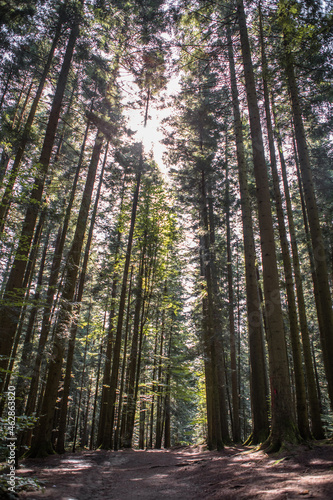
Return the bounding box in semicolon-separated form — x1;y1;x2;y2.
101;156;142;450
0;15;80;384
11;71;29;129
81;379;92;448
225;145;240;442
15;231;50;417
73;326;90;452
155;306;165;449
149;310;160;449
0;207;47;414
0;15;63;232
16;75;35;128
163;328;172;449
207;188;230;443
122;241;147;448
24;116;91;419
28;129;103;457
272;104;324;439
258;6;310;440
0;65;13;112
114;266;133;451
139;379;146;450
200;171;223;450
96;244;121;446
56;142;108;453
284;34;333;408
89;306;108;450
97;178;127;446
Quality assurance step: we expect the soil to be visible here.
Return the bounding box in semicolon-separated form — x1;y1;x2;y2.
13;440;333;499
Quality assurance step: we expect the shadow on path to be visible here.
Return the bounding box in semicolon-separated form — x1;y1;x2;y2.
16;442;333;499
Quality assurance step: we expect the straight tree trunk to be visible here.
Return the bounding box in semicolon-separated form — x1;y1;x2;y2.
24;116;91;421
0;13;63;232
28;130;103;457
283;34;333;408
101;154;142;449
114;266;133;450
0;16;80;385
226;24;269;445
122;240;147;448
163;328;172;449
155;305;165;449
258;6;310;440
73;322;90;453
148;310;160;449
97;175;126;446
96;247;120;446
272;104;324;439
225;146;240;442
206;189;230;444
15;231;50;417
56;143;108;453
200;171;223;450
0;64;13;113
236;0;298;451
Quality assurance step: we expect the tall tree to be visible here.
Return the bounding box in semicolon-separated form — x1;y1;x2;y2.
278;0;333;409
226;22;269;445
236;0;299;450
0;4;82;386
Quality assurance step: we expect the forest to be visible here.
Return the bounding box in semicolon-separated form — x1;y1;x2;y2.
0;0;333;497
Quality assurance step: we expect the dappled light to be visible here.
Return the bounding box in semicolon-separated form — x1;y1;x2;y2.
0;0;332;498
16;444;333;499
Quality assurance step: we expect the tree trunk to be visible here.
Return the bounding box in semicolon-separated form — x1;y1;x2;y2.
122;240;147;448
0;16;80;385
200;171;223;450
15;231;50;418
236;0;298;451
283;35;333;409
114;266;133;450
97;178;127;446
0;14;63;232
258;6;310;440
73;322;90;453
24;116;91;419
155;305;165;449
101;155;142;449
272;105;324;439
28;130;103;457
56;144;107;453
226;24;269;445
225;143;240;442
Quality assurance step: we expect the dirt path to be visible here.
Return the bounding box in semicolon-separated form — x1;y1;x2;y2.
16;441;333;499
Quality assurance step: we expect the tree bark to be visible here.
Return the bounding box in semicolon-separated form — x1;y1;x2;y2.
0;16;80;386
0;13;63;232
122;241;147;448
283;35;333;409
226;23;269;445
101;154;142;449
56;142;108;453
236;0;298;451
28;130;103;457
24;116;91;421
258;6;310;440
225;143;240;442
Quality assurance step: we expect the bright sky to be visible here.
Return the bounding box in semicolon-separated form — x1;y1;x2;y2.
119;67;181;177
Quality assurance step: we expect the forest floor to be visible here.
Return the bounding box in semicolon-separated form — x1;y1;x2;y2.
7;439;333;499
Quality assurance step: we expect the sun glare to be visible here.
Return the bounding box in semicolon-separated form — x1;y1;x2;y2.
127;108;166;174
119;67;180;177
